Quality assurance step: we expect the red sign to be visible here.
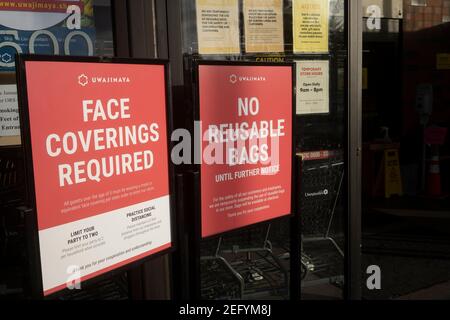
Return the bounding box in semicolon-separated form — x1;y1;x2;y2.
199;64;293;238
22;60;171;296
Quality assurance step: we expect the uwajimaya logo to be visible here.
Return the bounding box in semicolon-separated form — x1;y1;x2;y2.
78;74;131;86
78;74;89;87
305;189;329;198
229;74;267;84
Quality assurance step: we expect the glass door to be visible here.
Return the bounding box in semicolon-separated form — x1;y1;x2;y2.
170;0;349;300
361;0;450;300
296;0;347;300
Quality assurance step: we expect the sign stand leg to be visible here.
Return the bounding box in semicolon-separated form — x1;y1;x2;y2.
192;171;201;300
172;171;201;300
22;206;43;299
290;156;302;300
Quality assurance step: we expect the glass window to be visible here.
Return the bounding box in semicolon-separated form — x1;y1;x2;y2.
0;0;114;147
179;0;348;300
362;0;450;300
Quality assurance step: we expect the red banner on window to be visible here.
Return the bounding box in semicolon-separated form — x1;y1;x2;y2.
198;64;293;238
21;59;171;296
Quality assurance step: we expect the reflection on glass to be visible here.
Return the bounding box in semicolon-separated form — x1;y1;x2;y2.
0;0;114;147
362;0;450;300
180;0;347;300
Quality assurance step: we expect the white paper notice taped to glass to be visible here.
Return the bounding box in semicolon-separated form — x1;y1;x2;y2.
0;84;20;137
196;0;241;55
296;60;330;115
243;0;284;53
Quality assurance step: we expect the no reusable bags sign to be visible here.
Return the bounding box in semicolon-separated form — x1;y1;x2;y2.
198;63;294;238
19;58;172;296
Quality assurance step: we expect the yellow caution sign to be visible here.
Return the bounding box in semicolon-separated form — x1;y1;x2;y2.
384;149;403;198
437;53;450;70
292;0;329;53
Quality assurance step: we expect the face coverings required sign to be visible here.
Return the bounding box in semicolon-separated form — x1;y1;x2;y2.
21;60;172;296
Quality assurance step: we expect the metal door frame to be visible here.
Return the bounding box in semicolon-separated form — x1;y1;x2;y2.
134;0;363;300
346;0;363;300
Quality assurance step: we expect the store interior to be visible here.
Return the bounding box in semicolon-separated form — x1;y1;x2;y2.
361;0;450;299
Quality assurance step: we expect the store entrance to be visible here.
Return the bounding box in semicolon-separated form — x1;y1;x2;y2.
361;0;450;300
165;0;351;301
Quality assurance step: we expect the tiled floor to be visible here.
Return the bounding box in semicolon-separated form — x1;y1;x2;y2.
397;281;450;300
